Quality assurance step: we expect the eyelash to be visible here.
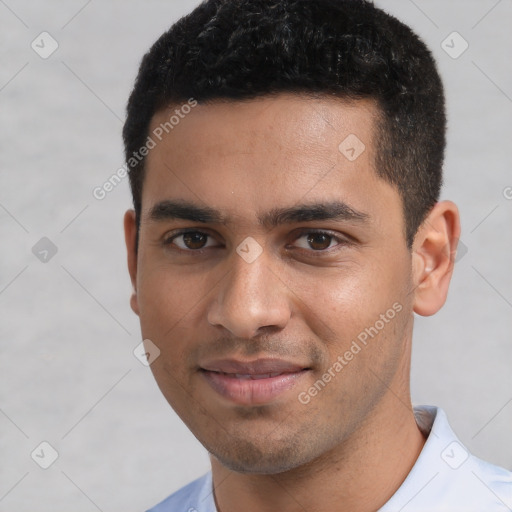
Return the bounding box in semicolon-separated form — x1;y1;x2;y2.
162;229;350;254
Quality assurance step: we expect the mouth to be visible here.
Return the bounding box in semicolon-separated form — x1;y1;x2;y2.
211;371;296;380
199;358;311;406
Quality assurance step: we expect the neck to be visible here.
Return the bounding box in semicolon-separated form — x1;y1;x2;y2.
210;388;426;512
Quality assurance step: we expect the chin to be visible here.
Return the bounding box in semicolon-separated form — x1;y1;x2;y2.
213;453;305;475
208;436;315;475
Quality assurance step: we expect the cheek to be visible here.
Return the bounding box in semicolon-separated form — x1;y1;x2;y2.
136;265;205;408
293;258;408;341
136;259;213;337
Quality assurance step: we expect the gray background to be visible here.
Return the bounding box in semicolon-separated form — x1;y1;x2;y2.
0;1;511;511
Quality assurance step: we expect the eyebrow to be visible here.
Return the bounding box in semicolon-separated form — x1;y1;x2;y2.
260;201;369;229
149;200;224;224
147;199;369;228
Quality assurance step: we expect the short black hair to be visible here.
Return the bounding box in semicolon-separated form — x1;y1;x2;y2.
123;0;445;248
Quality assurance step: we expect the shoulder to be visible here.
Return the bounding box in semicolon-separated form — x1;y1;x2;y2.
146;472;215;512
426;450;512;511
454;452;512;509
381;406;512;511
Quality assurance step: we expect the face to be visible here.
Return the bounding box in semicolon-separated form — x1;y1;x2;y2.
125;94;417;474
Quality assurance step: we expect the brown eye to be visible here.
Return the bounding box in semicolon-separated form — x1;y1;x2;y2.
183;232;208;249
168;231;217;251
306;233;334;250
292;231;342;252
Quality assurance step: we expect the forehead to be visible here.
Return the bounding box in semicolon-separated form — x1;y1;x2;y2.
148;94;378;163
142;94;401;233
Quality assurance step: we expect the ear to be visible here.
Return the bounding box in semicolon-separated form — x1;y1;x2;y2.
411;201;461;317
124;209;140;316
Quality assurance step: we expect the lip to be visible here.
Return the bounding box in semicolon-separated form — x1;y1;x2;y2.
200;358;310;406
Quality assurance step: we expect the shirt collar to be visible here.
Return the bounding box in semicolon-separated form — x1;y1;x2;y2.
199;405;510;511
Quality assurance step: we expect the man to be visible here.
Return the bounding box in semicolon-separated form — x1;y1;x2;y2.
122;0;512;510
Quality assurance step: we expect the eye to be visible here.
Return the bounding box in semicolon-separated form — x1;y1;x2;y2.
164;231;219;251
293;231;344;251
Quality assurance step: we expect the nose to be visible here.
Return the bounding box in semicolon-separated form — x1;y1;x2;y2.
207;249;292;339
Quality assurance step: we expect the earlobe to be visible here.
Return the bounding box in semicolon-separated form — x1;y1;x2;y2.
412;201;461;317
123;209;140;316
130;290;140;316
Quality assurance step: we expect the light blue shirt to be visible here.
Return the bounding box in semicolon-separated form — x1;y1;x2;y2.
147;406;512;511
